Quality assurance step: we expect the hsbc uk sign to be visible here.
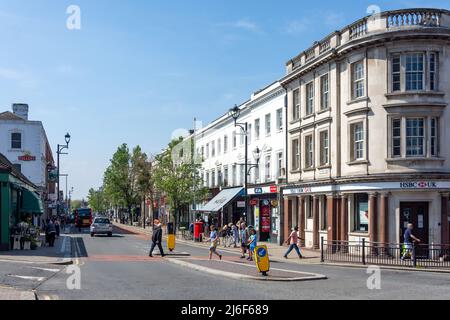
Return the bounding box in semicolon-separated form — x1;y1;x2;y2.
399;181;438;189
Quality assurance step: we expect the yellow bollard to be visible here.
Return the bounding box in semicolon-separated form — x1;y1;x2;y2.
254;245;270;276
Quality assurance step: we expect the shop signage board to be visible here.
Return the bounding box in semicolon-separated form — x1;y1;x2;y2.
248;186;278;195
283;181;450;195
18;153;36;161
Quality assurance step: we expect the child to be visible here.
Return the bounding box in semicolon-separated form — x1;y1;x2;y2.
208;225;222;261
247;229;257;261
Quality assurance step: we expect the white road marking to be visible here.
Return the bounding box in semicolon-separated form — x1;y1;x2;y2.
8;275;46;282
29;267;60;273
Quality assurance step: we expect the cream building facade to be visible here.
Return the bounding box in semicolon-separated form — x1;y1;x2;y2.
281;8;450;248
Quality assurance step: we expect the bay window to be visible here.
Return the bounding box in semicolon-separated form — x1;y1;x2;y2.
406;118;425;156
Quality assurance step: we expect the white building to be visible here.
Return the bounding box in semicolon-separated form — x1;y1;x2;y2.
0;104;56;221
194;82;286;244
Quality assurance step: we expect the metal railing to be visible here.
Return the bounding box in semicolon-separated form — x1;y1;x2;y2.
321;238;450;269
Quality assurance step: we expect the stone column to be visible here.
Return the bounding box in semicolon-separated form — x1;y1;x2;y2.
369;193;378;255
340;194;349;253
441;193;449;245
313;195;320;249
326;195;337;244
379;193;389;254
283;197;292;245
298;196;306;247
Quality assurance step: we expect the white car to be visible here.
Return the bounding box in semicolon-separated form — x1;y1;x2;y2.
90;217;113;237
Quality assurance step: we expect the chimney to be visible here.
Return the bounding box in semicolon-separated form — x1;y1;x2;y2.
12;104;29;120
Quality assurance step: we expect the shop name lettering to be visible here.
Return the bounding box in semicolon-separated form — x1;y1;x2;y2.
400;182;437;189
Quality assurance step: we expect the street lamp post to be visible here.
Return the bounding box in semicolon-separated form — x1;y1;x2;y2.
57;133;71;217
228;105;261;227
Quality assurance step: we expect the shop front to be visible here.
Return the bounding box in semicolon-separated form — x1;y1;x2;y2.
282;179;450;249
248;185;280;244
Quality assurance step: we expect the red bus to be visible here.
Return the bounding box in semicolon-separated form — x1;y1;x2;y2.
74;208;93;228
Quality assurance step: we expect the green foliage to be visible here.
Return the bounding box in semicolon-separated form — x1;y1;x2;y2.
87;188;109;213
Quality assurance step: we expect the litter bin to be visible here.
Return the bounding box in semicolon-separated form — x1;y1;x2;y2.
194;222;203;242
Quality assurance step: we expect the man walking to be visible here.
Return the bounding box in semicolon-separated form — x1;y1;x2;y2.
284;226;303;259
208;225;222;260
401;223;421;261
149;219;165;257
46;220;57;247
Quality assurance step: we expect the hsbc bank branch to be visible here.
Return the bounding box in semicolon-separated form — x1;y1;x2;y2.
282;178;450;249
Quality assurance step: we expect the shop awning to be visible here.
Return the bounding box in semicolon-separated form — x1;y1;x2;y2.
197;187;244;212
20;189;44;215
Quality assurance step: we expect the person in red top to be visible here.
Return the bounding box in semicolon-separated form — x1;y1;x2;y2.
284;226;303;259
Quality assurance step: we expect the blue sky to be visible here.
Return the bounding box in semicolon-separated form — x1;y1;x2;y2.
0;0;448;199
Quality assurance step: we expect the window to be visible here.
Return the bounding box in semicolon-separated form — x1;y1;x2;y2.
232;131;237;149
306;82;314;115
320;74;329;111
351;122;365;161
321;196;328;231
276;108;283;131
431;117;439;157
406;118;425;157
239;165;245;186
211;169;216;187
206;172;210;187
354;194;369;232
211;141;215;157
293;89;300;121
240;129;245;146
429;53;437;91
248;124;252;144
223;167;229;187
201;146;204;160
217;139;221;156
292;139;300;171
265;155;271;182
277;152;283;178
11;132;22;149
304;135;314;168
223;135;228;154
307;196;313;218
13;164;21;173
405;53;424;91
217;168;222;186
352;61;365;99
392;118;401;157
265;114;271;135
232;165;237;186
255;119;260;140
392;55;401;92
319;130;329;166
205;143;209;159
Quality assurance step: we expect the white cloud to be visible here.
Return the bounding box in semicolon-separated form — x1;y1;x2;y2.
284;18;312;34
215;18;262;33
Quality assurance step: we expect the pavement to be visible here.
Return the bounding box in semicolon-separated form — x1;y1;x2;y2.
0;230;73;265
0;286;35;300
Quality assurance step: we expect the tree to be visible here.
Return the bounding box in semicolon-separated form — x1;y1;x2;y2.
103;144;138;224
87;187;108;214
133;149;155;227
153;137;208;227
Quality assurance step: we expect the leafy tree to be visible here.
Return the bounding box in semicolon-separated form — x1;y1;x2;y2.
153;137;208;227
87;187;109;214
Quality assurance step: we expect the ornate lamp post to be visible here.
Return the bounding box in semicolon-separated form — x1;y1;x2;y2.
57;133;71;217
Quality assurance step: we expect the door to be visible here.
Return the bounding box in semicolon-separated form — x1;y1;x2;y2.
400;202;429;258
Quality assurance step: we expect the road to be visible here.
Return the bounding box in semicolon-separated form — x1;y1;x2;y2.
1;226;449;300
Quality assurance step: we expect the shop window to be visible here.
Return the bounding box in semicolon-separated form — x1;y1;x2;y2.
353;194;369;232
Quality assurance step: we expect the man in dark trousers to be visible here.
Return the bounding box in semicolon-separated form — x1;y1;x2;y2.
149;219;165;257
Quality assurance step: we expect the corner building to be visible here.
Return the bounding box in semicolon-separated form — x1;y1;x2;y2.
281;8;450;248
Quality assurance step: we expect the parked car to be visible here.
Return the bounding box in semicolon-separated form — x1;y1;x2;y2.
90;217;113;237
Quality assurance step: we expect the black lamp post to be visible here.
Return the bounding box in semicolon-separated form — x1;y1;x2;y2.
57;133;71;217
228;105;261;226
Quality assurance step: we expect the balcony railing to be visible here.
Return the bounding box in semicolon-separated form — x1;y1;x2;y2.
349;19;368;40
387;9;441;28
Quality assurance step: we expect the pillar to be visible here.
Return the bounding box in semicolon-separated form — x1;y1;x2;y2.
313;195;320;249
326;195;338;244
340;194;349;253
283;197;292;245
298;196;306;247
441;193;449;245
369;193;378;255
379;193;389;254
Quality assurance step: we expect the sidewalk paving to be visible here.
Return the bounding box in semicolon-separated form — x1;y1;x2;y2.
0;286;35;300
112;222;322;265
0;233;72;265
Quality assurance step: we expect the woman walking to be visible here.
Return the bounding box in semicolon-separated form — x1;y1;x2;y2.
247;228;257;261
208;225;222;260
239;222;247;259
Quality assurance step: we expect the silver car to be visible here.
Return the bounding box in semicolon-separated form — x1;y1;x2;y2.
90;217;113;237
